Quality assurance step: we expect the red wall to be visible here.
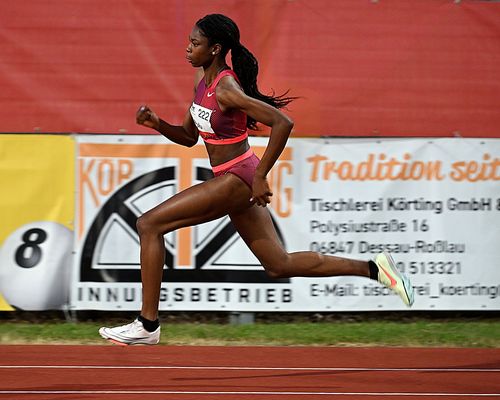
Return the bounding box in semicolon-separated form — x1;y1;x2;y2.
0;0;499;137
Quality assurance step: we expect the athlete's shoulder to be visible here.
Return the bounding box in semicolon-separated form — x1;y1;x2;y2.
216;78;245;109
216;71;243;95
214;69;238;86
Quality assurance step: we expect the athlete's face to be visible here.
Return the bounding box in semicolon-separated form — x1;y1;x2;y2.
186;27;213;68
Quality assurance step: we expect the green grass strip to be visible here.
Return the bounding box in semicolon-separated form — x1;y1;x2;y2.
1;321;499;347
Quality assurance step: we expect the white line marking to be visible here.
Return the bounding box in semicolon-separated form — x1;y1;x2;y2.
0;365;498;372
0;390;499;396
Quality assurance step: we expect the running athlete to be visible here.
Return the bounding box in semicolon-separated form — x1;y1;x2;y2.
99;13;414;345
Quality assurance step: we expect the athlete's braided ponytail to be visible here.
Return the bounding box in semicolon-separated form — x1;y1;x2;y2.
196;14;295;130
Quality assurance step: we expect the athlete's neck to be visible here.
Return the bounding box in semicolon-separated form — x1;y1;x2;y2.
204;63;229;86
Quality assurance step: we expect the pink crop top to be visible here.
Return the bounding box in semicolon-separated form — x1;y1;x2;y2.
190;69;248;145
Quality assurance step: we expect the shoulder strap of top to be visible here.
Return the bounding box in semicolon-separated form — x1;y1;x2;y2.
210;69;240;89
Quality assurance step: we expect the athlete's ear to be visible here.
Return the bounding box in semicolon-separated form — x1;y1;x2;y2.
211;44;222;56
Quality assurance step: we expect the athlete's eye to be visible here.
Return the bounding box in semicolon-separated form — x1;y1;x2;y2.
188;37;200;47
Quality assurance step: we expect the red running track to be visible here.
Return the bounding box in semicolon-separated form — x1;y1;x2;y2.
0;345;499;399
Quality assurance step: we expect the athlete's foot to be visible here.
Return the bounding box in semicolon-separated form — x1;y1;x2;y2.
374;251;415;307
99;318;160;345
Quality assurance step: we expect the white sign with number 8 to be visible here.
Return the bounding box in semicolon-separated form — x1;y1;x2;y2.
0;221;72;310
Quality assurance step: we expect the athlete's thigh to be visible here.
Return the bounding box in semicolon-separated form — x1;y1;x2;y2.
229;205;287;266
145;173;252;233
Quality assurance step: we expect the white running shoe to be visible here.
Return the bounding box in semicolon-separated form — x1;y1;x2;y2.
99;319;160;345
374;251;415;307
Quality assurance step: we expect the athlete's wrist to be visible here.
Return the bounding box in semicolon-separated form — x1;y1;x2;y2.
157;118;168;132
254;169;267;179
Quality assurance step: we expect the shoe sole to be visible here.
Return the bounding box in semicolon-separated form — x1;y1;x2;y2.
107;338;129;347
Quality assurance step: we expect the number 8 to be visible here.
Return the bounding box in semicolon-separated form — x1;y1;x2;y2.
15;228;47;268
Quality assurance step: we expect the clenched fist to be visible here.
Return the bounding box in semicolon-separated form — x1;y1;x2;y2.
136;105;160;130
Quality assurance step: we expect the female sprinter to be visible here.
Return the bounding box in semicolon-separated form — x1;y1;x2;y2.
99;14;414;345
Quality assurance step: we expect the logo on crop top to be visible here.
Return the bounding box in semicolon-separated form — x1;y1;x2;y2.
207;92;214;97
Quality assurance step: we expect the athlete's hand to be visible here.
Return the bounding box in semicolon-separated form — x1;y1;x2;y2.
250;175;273;207
136;105;160;130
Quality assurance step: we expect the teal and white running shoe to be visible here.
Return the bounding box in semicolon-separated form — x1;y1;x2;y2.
374;251;415;307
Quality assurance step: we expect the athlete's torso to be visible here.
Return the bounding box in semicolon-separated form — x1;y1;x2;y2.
190;69;248;145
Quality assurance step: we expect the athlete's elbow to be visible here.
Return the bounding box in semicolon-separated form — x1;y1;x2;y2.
281;115;294;133
183;134;199;147
184;139;198;148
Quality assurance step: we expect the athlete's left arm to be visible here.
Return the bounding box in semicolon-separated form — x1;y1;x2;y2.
216;77;294;206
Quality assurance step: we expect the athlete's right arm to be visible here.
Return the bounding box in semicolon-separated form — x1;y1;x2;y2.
136;105;199;147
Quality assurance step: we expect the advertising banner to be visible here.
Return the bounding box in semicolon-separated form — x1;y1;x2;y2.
0;135;75;310
72;135;500;311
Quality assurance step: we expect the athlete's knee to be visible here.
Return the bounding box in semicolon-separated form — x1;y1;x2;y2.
136;212;157;236
265;268;288;279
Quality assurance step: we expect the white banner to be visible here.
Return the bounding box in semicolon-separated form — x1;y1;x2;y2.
72;136;500;311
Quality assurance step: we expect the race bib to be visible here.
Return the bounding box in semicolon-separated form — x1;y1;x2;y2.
190;103;214;133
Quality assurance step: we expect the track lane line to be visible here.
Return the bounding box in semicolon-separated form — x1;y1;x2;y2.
0;390;499;396
0;365;499;372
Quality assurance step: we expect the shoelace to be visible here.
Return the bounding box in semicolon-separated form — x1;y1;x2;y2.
118;320;141;334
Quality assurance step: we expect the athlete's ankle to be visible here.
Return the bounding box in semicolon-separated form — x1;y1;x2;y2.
138;315;160;332
368;260;378;280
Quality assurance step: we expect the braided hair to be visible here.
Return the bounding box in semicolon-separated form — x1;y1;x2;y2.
196;14;295;130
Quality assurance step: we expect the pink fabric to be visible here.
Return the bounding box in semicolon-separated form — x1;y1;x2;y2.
213;151;260;189
212;148;254;173
201;132;248;145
